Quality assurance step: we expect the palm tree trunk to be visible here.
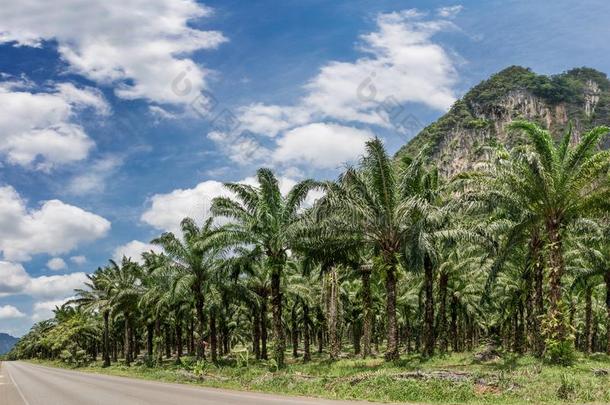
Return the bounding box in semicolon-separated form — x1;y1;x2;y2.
291;303;299;358
585;286;593;354
514;301;525;353
103;311;111;367
423;256;435;357
210;311;218;363
260;297;268;360
189;318;195;355
176;314;183;362
525;260;536;353
531;233;545;356
546;218;566;342
353;322;362;355
361;265;373;358
303;303;311;362
154;318;163;364
252;307;261;360
450;295;459;352
385;259;399;361
164;326;171;359
605;271;610;355
328;267;340;360
271;265;285;368
124;312;132;366
438;271;449;354
195;288;206;360
146;322;153;357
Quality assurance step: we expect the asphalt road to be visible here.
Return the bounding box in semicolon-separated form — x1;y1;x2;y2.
0;361;383;405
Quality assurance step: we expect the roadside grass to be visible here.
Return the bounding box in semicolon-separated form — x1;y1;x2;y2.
27;350;610;404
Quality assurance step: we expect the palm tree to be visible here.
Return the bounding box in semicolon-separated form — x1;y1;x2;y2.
211;168;318;368
71;267;113;367
103;258;142;366
152;217;224;360
569;224;610;354
468;121;610;349
321;138;412;360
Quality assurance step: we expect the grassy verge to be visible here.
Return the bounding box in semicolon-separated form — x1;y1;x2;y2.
26;351;610;404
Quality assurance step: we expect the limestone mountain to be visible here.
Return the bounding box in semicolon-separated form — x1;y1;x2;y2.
397;66;610;175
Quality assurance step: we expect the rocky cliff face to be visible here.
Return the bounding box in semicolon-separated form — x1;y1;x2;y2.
397;66;610;176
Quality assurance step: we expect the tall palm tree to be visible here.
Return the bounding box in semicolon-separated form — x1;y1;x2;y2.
467;121;610;350
104;258;142;366
71;267;113;367
152;217;224;360
322;138;413;360
211;168;318;368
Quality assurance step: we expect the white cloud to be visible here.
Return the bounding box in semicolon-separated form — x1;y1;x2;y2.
113;240;163;264
141;176;320;233
0;261;31;296
66;155;123;195
141;180;231;233
32;296;76;321
0;261;87;300
273;123;372;169
436;5;463;18
149;105;178;120
0;185;111;261
0;305;25;319
0;0;227;105
46;257;66;271
70;255;87;265
0;81;108;170
235;9;458;137
27;273;87;300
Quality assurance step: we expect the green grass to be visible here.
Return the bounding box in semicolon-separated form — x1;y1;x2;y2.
26;351;610;404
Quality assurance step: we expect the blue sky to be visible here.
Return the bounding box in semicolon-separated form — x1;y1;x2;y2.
0;0;609;336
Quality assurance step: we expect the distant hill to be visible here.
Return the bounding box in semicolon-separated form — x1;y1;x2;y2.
396;66;610;175
0;333;18;355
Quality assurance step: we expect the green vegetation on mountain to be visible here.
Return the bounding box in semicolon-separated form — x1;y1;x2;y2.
398;66;610;170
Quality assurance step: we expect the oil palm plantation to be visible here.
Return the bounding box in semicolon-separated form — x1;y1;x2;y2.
71;267;113;367
467;121;610;353
151;217;225;360
322;138;413;360
211;168;319;368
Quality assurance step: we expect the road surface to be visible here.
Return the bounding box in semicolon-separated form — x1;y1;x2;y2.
0;361;384;405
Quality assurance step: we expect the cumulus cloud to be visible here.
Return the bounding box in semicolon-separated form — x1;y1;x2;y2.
273;123;372;169
0;0;226;105
141;176;321;233
0;185;111;261
113;240;163;264
208;9;459;171
235;9;458;137
0;261;31;296
0;305;26;319
0;261;87;299
0;81;109;170
28;273;88;300
141;180;231;233
46;257;67;271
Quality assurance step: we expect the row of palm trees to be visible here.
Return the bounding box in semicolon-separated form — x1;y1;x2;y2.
9;121;610;367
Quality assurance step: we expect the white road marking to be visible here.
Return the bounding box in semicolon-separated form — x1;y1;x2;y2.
7;365;31;405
